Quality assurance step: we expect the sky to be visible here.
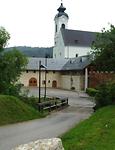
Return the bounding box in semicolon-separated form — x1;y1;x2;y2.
0;0;115;47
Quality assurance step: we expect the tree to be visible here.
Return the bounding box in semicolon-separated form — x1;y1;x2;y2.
0;27;10;51
91;24;115;71
0;27;27;95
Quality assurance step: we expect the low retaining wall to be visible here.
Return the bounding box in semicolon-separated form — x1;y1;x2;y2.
12;138;64;150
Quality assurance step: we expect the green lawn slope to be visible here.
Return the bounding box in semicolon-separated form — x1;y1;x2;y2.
61;105;115;150
0;95;42;126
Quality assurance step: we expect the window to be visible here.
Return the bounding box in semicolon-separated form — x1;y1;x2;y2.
33;70;36;73
26;70;29;73
53;71;55;74
56;24;57;32
75;40;78;43
76;54;78;57
62;24;65;29
48;80;50;83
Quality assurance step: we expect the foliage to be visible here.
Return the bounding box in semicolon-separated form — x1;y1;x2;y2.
91;24;115;71
95;81;115;109
5;46;53;58
0;27;10;51
20;96;39;110
0;27;28;96
0;95;44;126
61;105;115;150
86;88;98;97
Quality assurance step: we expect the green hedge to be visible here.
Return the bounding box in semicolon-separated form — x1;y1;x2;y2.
95;81;115;109
86;88;98;97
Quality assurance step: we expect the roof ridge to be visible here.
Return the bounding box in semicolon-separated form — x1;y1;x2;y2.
64;28;97;33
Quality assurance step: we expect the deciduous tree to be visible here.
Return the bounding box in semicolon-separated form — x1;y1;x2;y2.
0;27;27;95
91;24;115;71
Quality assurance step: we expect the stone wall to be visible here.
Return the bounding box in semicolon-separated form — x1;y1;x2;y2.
89;71;115;88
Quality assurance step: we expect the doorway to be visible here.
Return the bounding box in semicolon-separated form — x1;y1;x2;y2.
29;78;37;86
52;80;57;88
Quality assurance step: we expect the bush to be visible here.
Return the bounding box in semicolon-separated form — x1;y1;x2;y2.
0;83;23;97
86;88;98;97
95;81;115;109
20;96;39;110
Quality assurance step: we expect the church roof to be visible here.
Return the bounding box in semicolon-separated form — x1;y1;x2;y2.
26;55;90;71
61;29;96;47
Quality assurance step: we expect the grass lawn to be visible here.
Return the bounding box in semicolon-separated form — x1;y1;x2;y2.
0;95;46;126
61;105;115;150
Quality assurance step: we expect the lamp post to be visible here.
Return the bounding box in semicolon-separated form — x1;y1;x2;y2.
38;60;47;103
44;56;47;100
39;60;41;103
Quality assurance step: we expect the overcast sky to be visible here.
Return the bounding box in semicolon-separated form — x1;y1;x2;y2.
0;0;115;47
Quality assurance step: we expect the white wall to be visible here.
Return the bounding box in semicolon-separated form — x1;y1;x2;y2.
53;31;65;59
53;31;91;59
61;75;82;91
54;15;68;37
19;71;85;91
65;46;91;58
19;71;38;87
19;71;61;88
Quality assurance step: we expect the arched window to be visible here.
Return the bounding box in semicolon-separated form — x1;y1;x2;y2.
29;77;37;86
61;24;65;29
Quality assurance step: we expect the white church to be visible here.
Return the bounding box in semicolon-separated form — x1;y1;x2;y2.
53;3;95;59
19;2;96;91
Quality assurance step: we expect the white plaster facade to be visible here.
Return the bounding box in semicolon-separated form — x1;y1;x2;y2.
54;15;68;40
53;30;91;59
53;31;65;59
61;75;82;91
64;46;91;58
19;70;85;91
19;71;61;88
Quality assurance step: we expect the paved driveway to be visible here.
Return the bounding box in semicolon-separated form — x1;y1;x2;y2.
0;88;94;150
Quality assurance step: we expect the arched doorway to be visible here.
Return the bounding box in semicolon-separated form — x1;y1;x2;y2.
52;80;57;88
29;78;37;86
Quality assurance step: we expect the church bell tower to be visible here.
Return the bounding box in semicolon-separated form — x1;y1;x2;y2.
54;2;69;45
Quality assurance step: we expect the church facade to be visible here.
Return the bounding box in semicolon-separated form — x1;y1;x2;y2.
53;3;95;59
19;2;96;91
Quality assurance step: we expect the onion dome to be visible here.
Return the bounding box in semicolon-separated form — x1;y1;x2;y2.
55;3;69;19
